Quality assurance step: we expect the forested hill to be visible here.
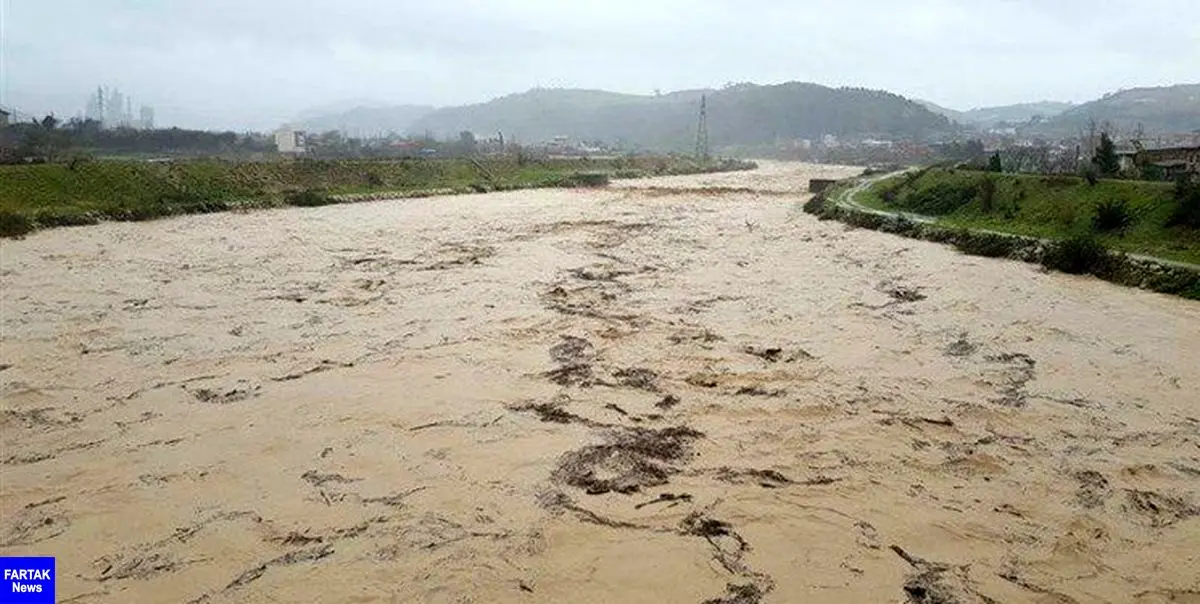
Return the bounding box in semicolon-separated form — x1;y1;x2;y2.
406;82;953;150
1039;84;1200;135
917;100;1074;127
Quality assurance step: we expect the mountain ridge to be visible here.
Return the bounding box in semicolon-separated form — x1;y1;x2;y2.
1040;84;1200;134
402;82;952;150
289;82;1199;145
915;99;1075;127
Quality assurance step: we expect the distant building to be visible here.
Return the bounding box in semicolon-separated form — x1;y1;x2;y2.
0;108;9;128
139;106;155;130
85;85;139;128
275;127;307;154
1119;144;1200;178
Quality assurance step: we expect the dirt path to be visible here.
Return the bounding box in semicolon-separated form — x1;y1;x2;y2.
2;161;1198;603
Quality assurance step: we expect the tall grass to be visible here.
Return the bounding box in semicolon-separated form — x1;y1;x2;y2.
865;167;1200;265
0;156;755;237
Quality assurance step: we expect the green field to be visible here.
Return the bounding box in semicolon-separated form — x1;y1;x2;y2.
0;156;753;237
858;167;1200;265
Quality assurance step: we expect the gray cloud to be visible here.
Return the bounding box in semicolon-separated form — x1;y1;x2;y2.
3;0;1197;130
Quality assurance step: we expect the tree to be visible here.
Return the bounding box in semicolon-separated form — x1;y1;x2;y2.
988;151;1003;173
965;139;986;161
1091;132;1120;177
1168;173;1200;229
16;114;68;162
458;130;477;154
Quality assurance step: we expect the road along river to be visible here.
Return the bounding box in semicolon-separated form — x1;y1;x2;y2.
2;162;1198;603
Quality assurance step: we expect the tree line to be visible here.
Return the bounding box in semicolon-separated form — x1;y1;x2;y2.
0;116;274;163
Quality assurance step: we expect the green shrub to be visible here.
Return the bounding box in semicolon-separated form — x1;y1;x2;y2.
979;176;997;213
285;188;336;207
1092;133;1121;176
157;188;204;204
122;205;171;221
988;152;1003;173
1092;198;1134;233
1141;163;1165;182
1002;202;1020;220
1042;234;1112;275
1052;202;1080;227
1168;176;1200;229
1041;175;1080;188
899;181;979;214
0;211;34;237
802;192;827;215
33;209;99;228
563;172;610;188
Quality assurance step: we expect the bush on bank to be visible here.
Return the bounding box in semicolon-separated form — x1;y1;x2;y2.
803;181;1200;300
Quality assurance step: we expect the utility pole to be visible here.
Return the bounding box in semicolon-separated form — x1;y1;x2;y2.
695;94;710;162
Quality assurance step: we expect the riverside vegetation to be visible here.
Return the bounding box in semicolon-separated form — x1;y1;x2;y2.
0;156;754;237
805;166;1200;299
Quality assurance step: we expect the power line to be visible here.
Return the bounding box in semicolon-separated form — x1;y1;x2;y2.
694;94;709;161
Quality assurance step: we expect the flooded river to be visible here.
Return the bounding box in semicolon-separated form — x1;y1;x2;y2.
2;162;1198;603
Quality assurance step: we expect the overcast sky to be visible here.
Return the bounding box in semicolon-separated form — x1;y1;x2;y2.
2;0;1197;131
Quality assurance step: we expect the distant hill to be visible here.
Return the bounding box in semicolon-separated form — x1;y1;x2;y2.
961;102;1074;127
408;82;952;150
914;99;965;123
291;104;434;136
917;99;1073;127
1040;84;1200;135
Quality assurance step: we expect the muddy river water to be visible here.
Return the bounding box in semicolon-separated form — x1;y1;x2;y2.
2;162;1198;603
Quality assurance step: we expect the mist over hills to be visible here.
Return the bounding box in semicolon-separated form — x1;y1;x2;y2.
917;100;1075;127
291;104;435;136
291;82;1199;148
1038;84;1200;135
294;82;952;149
407;83;955;149
917;85;1199;135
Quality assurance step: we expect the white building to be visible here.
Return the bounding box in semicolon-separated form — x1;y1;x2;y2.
275;127;307;154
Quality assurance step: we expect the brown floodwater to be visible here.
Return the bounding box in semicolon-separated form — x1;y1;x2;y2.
2;162;1198;603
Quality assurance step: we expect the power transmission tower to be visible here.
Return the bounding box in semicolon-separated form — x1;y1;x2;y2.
694;94;709;162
